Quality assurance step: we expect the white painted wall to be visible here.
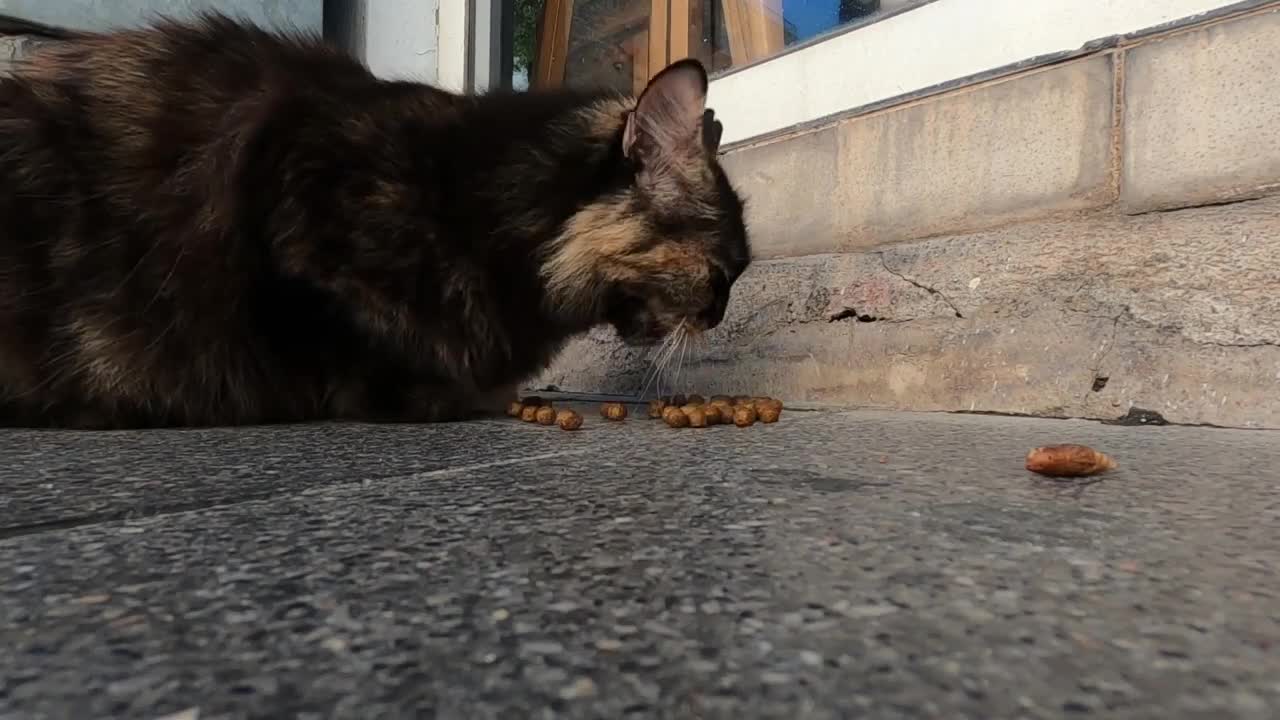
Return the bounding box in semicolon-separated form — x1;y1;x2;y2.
362;0;440;82
707;0;1248;145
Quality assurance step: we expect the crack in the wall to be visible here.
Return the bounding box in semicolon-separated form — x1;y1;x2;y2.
1201;339;1280;348
1131;189;1280;217
1082;308;1127;401
876;253;965;319
828;307;886;323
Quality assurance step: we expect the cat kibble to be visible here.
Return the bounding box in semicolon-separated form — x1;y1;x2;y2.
647;399;667;418
506;400;524;417
685;406;709;428
703;404;724;426
556;409;583;431
519;405;540;423
1025;444;1116;477
662;406;689;428
755;397;783;412
758;405;781;424
732;405;757;427
601;402;628;421
535;406;557;426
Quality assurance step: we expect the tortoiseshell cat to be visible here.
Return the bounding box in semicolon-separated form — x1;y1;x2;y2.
0;13;749;429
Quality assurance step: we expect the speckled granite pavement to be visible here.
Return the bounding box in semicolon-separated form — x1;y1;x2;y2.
2;406;1278;719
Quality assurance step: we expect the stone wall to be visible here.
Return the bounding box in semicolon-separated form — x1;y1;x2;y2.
542;4;1280;429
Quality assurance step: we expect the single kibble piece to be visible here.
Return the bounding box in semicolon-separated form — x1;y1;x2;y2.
1025;444;1116;477
681;403;702;414
670;394;688;407
710;399;734;415
602;402;628;421
685;406;709;428
535;406;557;426
599;403;612;418
733;405;757;427
506;401;524;417
703;404;723;426
520;405;540;423
755;398;783;413
687;394;706;405
663;407;690;428
647;399;667;418
556;409;583;431
758;405;781;423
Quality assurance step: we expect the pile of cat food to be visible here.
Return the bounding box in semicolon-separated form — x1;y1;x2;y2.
506;394;783;432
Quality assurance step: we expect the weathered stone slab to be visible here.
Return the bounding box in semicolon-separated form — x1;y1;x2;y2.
537;196;1280;429
722;55;1117;259
1122;7;1280;213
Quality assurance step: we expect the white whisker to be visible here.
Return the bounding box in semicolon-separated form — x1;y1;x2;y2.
636;320;685;400
674;326;690;395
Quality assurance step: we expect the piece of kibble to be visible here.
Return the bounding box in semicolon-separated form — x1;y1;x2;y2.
506;400;524;417
758;405;781;423
670;394;688;407
535;406;557;426
602;402;628;421
520;405;540;423
687;394;706;405
685;406;709;428
755;397;783;412
733;405;757;427
1025;444;1116;477
663;407;690;428
703;404;723;425
647;399;667;418
556;409;583;431
680;403;702;415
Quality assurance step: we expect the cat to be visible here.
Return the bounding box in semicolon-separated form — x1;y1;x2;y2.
0;12;749;429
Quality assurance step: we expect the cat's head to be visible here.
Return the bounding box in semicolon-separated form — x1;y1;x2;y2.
541;60;750;345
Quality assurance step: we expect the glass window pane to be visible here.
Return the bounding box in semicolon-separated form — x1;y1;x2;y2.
507;0;655;94
692;0;927;72
500;0;928;92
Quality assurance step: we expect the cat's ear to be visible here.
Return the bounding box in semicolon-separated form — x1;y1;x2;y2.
623;59;709;161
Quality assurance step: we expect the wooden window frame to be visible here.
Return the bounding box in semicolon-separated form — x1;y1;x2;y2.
529;0;782;93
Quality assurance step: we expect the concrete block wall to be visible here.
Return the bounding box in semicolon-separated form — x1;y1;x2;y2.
542;4;1280;429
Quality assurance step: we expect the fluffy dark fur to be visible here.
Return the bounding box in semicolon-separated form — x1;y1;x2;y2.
0;13;749;429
